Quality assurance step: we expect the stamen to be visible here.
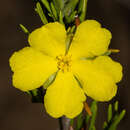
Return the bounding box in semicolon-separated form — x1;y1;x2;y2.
56;55;72;72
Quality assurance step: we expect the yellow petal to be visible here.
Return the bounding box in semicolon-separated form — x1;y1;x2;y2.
72;56;122;101
69;20;112;59
93;56;123;83
9;47;57;91
44;72;86;118
28;22;66;57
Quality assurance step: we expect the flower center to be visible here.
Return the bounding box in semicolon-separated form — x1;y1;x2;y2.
56;55;72;72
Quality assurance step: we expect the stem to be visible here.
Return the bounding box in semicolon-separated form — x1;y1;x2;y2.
59;117;71;130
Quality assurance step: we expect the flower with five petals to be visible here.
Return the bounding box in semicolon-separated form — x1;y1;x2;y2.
9;20;123;118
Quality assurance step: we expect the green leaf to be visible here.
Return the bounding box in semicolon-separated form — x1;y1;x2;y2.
78;0;84;13
81;56;96;60
36;2;48;24
31;89;38;96
65;11;77;23
89;101;98;130
19;24;29;34
79;0;88;22
103;101;126;130
91;126;96;130
102;51;111;56
41;0;51;13
52;0;65;13
70;119;74;126
64;0;79;17
74;75;82;89
86;113;90;124
108;104;113;122
114;101;118;112
50;2;58;20
30;87;45;103
26;91;32;96
85;101;97;125
70;26;76;33
53;0;79;16
65;33;74;54
52;0;84;24
103;121;108;129
43;72;57;89
108;110;126;130
76;113;84;130
59;11;64;24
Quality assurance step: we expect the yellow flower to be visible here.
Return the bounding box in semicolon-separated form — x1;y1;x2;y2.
9;20;123;118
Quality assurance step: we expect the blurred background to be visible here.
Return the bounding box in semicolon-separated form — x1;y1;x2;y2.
0;0;129;130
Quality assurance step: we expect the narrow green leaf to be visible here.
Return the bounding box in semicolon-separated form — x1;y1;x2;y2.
89;101;98;130
81;50;112;60
43;72;57;89
65;11;77;23
114;101;119;112
30;87;45;103
36;2;48;24
76;113;84;130
108;110;126;130
19;24;29;34
53;0;64;13
26;91;31;96
59;11;64;24
81;56;96;60
86;114;90;124
85;101;97;124
78;0;84;13
103;49;119;56
108;104;113;122
92;126;96;130
50;2;58;20
103;121;108;129
67;27;71;34
65;33;73;54
53;0;79;18
102;51;111;56
41;0;51;13
31;89;38;96
70;119;74;126
79;0;88;22
64;0;79;17
48;13;53;18
70;26;76;33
